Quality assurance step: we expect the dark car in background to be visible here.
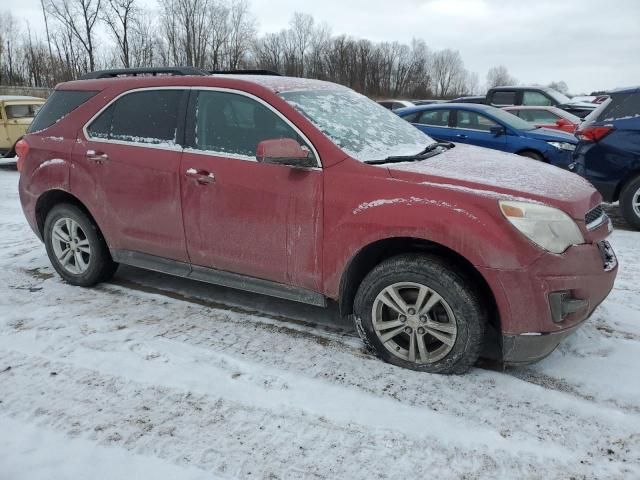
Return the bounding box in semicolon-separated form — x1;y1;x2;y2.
572;86;640;229
487;86;597;118
396;103;578;168
503;106;582;134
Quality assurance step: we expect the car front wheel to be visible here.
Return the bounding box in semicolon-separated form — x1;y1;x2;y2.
353;254;486;374
620;176;640;230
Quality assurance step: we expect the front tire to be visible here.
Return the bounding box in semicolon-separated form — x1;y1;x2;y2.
517;150;544;161
353;254;486;374
44;203;118;286
619;176;640;230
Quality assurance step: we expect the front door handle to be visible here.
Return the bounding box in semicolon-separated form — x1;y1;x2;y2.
86;149;109;163
185;168;215;185
455;134;468;139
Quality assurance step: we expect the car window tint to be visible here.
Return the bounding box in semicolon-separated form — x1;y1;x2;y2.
399;111;420;123
87;104;114;139
519;109;559;123
378;101;393;110
5;104;42;119
456;111;497;131
491;91;516;106
522;91;553;106
600;92;640;121
193;90;310;160
416;110;450;127
28;90;97;133
104;90;183;145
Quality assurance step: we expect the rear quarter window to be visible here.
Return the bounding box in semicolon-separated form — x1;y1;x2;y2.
28;90;97;133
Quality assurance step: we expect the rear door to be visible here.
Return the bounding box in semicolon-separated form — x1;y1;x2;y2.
180;88;323;290
451;110;508;150
73;88;190;262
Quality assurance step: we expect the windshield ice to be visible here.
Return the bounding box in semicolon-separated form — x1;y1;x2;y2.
279;89;433;162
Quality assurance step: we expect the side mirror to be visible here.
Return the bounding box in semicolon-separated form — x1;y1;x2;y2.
256;138;316;168
489;125;505;136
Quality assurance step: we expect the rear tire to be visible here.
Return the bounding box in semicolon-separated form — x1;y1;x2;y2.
44;203;118;286
517;150;544;162
619;176;640;230
353;254;486;374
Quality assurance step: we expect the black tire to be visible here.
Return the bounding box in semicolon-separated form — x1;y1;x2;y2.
619;175;640;230
353;254;486;374
43;203;118;286
517;150;544;162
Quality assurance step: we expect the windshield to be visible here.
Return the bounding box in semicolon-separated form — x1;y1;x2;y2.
279;89;433;162
544;88;572;104
489;107;537;131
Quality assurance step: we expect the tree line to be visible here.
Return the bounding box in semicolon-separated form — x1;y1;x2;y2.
0;0;567;99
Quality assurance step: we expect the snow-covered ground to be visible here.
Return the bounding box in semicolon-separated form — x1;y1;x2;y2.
0;168;638;479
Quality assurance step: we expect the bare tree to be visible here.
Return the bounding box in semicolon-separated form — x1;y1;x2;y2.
103;0;138;68
548;80;569;95
47;0;102;72
431;49;465;97
226;0;256;69
486;65;517;88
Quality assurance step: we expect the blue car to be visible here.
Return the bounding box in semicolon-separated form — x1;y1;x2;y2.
571;86;640;229
395;103;578;168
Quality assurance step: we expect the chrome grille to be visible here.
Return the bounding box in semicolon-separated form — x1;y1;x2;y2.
585;204;606;229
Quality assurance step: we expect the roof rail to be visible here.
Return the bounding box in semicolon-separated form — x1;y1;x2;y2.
79;66;208;80
209;69;281;76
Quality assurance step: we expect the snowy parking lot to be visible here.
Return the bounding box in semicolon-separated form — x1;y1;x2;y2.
0;168;639;479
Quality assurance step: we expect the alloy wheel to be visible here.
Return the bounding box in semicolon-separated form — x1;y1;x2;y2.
372;282;457;364
51;217;92;275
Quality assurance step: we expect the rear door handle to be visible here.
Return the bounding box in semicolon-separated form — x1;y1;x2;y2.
185;168;215;185
455;134;468;139
86;149;109;163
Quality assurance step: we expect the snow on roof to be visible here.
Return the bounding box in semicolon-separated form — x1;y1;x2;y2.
213;75;347;93
0;95;45;102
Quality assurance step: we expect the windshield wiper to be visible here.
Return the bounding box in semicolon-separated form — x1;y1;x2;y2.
364;142;454;165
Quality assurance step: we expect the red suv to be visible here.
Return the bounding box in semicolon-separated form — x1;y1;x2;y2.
17;68;618;373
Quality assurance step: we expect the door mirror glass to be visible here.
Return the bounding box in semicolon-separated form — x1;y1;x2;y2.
489;125;505;136
256;138;316;168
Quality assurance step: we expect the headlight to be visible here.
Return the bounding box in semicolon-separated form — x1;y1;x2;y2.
547;141;576;151
499;201;585;254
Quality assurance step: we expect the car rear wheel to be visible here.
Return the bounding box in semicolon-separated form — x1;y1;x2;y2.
620;176;640;230
353;254;486;374
44;204;118;286
517;150;544;161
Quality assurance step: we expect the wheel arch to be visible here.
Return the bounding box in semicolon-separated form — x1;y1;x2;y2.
338;236;500;330
35;189;103;240
515;148;547;162
614;168;640;202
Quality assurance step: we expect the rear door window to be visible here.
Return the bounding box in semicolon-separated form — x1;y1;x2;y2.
87;89;185;145
490;91;516;106
599;92;640;121
522;91;553;106
28;90;97;132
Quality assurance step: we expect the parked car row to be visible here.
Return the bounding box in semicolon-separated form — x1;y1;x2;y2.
13;68;619;374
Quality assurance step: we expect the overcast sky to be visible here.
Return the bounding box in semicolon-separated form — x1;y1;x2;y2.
7;0;640;94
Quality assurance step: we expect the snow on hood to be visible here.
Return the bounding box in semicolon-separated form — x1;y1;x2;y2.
386;144;599;217
524;127;578;142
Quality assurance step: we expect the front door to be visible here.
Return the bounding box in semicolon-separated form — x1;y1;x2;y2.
451;110;508;150
180;89;323;290
72;88;190;262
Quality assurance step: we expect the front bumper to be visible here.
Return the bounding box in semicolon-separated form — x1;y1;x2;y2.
478;239;618;364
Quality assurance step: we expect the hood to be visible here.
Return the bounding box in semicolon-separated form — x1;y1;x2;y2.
386;144;600;219
522;127;578;143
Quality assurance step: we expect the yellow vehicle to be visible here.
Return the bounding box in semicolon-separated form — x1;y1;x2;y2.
0;95;46;156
